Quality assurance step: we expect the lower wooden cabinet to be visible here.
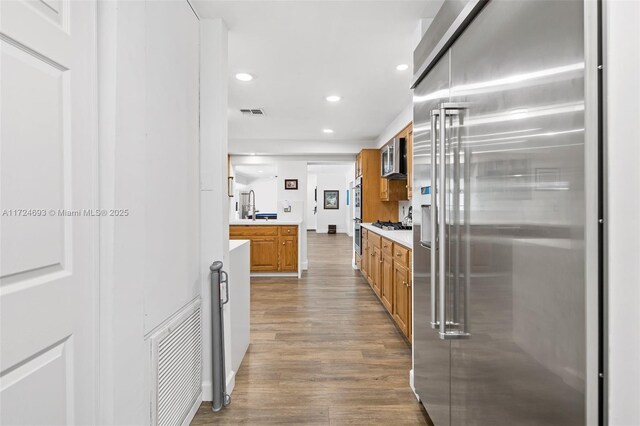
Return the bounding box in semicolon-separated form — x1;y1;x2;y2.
380;252;394;312
393;262;411;340
249;237;280;271
356;230;412;342
230;225;298;272
279;236;298;272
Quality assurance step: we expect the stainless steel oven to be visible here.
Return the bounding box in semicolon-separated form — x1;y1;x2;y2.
354;177;362;220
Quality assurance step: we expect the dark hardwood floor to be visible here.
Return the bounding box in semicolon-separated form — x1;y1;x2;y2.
192;231;428;425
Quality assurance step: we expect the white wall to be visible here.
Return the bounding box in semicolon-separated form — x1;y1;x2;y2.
316;173;347;233
375;103;413;148
200;18;230;403
606;1;640;424
245;176;278;214
307;173;318;230
97;1;201;423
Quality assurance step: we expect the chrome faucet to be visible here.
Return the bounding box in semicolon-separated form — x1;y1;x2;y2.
248;190;256;221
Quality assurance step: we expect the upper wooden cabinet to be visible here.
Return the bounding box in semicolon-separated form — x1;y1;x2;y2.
380;177;408;201
377;122;413;202
357;149;398;222
355;152;363;178
230;225;298;273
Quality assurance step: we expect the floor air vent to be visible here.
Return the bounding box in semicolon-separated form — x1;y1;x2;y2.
151;301;202;426
240;108;265;115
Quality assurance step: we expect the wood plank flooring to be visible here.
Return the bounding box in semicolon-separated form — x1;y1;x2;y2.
192;232;430;425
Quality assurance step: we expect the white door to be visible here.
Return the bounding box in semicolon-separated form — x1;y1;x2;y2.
0;1;98;424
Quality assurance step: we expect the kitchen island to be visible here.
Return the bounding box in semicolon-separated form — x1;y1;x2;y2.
357;223;413;342
229;220;302;278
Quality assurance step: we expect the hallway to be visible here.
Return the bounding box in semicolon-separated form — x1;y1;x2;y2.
193;232;428;425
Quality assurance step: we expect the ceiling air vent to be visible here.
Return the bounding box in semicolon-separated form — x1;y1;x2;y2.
240;108;265;116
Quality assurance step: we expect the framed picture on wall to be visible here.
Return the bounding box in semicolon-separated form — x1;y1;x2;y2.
323;190;339;209
284;179;298;190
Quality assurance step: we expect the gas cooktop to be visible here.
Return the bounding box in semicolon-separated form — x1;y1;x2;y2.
372;221;412;231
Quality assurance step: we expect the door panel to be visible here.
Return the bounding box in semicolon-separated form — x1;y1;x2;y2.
412;50;451;426
249;237;279;271
0;0;97;423
380;253;393;312
372;246;381;296
393;263;409;337
449;1;586;425
279;236;298;272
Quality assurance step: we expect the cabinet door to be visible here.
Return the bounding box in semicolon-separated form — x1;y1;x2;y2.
249;237;279;271
380;177;389;200
372;246;382;296
362;239;370;279
393;263;410;337
278;236;298;272
381;253;394;312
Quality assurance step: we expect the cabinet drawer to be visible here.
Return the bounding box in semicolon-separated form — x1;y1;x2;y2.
393;244;410;267
381;237;393;257
279;226;298;236
230;225;278;237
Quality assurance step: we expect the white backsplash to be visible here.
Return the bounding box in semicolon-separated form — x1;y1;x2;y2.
398;200;412;223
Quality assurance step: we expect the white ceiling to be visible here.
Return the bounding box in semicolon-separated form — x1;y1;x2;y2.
193;1;443;154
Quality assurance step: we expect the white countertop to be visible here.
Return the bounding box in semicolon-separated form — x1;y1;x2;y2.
230;219;302;226
230;239;250;251
362;223;413;249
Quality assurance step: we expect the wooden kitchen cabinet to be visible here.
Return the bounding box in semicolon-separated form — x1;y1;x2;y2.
357;227;412;343
371;245;382;297
355;152;363;178
380;177;408;201
380;250;394;312
393;261;412;339
230;225;298;272
249;237;280;271
279;236;298;272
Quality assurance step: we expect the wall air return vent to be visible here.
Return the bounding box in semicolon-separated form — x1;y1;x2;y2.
240;108;265;116
150;300;202;426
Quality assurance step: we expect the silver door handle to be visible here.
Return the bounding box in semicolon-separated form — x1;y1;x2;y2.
430;109;439;329
220;270;229;306
438;102;470;340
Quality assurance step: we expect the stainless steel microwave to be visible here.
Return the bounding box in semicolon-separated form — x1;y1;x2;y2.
381;137;407;179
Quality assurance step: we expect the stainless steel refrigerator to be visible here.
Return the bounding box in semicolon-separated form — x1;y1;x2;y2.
412;1;599;425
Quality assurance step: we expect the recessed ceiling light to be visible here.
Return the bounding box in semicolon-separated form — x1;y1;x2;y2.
258;170;264;173
323;129;334;134
396;64;409;71
235;73;254;82
250;152;256;156
325;95;341;102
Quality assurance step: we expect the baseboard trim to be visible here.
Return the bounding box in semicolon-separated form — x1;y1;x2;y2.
302;260;309;270
410;369;419;401
181;391;202;426
251;272;298;278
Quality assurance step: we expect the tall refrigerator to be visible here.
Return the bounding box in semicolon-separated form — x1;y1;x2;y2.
412;1;599;425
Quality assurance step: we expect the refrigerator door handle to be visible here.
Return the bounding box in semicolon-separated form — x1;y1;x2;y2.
430;109;440;329
439;103;470;340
